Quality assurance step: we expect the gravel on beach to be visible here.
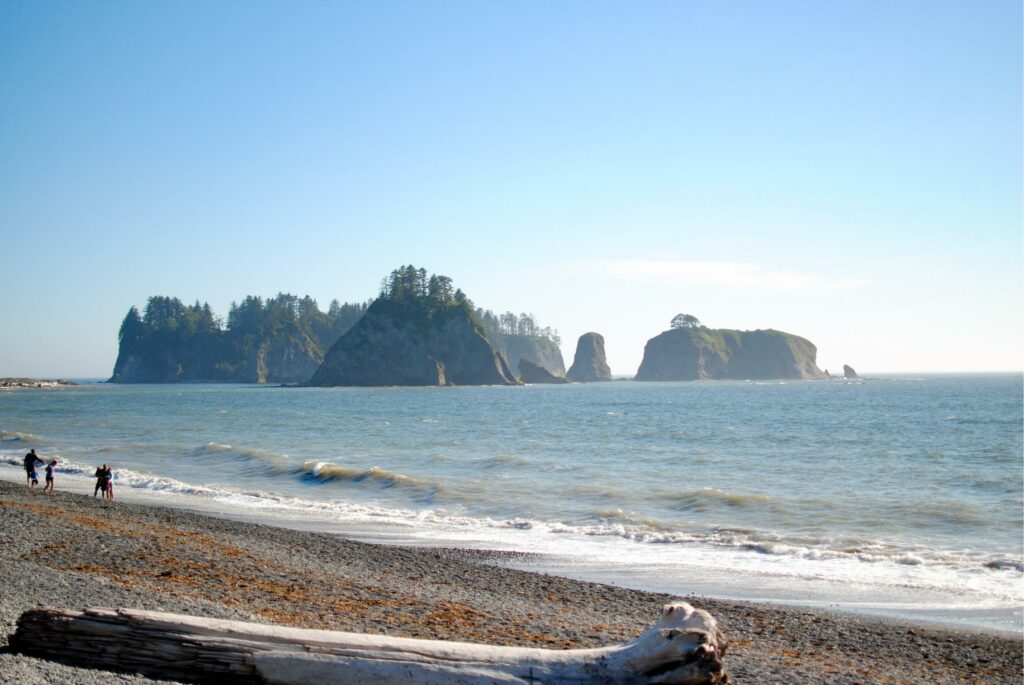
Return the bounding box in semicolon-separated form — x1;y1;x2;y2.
0;480;1019;684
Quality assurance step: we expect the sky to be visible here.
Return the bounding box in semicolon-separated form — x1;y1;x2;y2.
1;1;1021;377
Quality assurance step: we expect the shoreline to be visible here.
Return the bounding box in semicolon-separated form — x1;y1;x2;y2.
0;462;1019;638
0;377;78;389
0;480;1020;684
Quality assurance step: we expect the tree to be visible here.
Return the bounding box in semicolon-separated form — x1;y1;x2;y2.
670;313;701;329
118;306;145;346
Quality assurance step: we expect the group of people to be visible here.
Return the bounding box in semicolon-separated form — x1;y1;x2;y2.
94;464;115;499
22;448;57;495
22;448;115;499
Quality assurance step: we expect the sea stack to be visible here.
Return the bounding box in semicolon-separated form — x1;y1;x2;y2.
307;266;517;387
566;332;612;382
843;364;858;379
518;359;570;384
635;327;827;381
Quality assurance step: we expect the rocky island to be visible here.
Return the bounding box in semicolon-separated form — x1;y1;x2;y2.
517;359;570;384
475;310;566;381
635;314;826;381
566;332;612;382
306;266;517;387
109;295;367;384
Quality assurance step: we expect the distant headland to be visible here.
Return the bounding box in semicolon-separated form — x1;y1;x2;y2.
109;266;835;386
0;378;78;389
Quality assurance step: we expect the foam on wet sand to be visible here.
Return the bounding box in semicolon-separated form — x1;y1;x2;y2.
0;480;1019;684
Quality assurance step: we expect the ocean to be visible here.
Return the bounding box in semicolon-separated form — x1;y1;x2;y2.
2;374;1021;633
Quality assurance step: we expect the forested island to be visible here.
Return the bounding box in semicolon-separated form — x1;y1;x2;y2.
109;295;367;383
308;266;563;386
110;267;565;386
109;268;831;386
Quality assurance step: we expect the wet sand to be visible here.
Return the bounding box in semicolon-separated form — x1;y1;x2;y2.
0;480;1019;684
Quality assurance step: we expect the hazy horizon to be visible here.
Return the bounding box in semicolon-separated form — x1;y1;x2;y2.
2;2;1021;378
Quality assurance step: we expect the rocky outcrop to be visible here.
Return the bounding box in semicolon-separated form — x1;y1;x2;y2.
307;300;517;387
634;328;826;381
109;325;326;384
843;364;858;379
108;295;366;384
495;335;566;379
517;359;570;384
566;332;612;382
234;332;324;384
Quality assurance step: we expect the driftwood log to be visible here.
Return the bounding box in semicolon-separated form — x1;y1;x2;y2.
11;602;728;684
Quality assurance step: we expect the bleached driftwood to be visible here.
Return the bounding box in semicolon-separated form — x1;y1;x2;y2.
11;602;727;684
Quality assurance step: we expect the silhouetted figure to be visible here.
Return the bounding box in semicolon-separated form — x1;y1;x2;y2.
23;449;43;488
43;459;58;495
94;464;111;498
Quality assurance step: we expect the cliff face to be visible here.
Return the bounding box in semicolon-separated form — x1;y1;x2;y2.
108;295;366;384
233;331;324;384
518;359;570;384
494;335;566;379
306;300;517;387
634;328;826;381
566;332;612;382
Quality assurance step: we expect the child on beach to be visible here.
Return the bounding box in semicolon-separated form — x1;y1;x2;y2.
106;468;114;500
43;459;57;495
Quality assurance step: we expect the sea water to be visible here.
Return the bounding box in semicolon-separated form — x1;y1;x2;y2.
1;375;1021;633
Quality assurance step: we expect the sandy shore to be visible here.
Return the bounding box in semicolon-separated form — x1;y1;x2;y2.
0;480;1019;684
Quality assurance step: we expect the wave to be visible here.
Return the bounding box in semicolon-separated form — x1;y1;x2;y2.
660;488;791;513
482;454;531;468
2;454;1018;587
296;460;442;500
1;430;36;443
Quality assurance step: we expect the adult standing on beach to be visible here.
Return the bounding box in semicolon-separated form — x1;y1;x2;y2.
94;464;110;498
23;449;43;488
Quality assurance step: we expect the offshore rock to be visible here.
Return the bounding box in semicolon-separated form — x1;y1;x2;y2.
518;359;570;384
566;332;612;382
496;335;566;379
843;364;858;379
307;300;516;387
635;328;826;381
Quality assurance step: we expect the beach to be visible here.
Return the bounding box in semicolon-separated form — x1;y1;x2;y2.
0;480;1019;684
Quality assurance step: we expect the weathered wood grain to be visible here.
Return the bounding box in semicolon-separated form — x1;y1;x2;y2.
11;602;728;684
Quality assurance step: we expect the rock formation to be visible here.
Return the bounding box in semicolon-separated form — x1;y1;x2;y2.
566;332;612;382
497;335;566;379
109;295;366;384
635;328;826;381
843;364;858;379
518;359;570;384
307;299;516;387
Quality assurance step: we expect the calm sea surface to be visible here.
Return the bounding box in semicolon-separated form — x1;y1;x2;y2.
2;375;1021;632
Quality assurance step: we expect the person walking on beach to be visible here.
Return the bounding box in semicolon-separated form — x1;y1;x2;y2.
23;449;43;488
43;459;57;495
94;464;110;498
105;466;115;500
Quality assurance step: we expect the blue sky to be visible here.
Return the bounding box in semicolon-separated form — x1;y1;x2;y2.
1;1;1020;377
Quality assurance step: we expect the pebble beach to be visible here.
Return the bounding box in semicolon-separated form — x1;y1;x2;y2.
0;480;1019;684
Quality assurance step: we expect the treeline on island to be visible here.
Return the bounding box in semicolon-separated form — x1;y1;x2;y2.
110;264;832;385
306;265;565;385
110;266;567;384
373;265;566;380
110;294;368;383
